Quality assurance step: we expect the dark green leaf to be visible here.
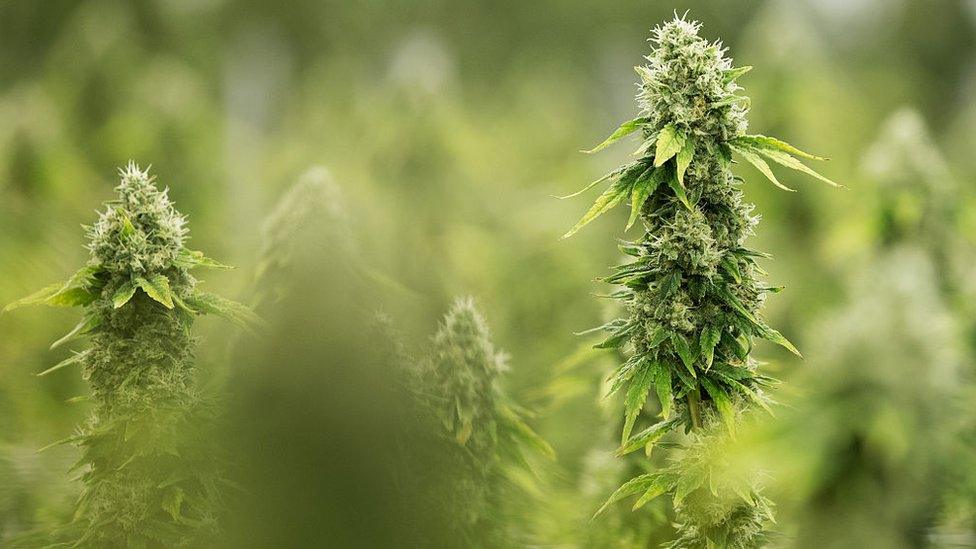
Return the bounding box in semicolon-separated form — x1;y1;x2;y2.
622;359;654;443
652;359;673;418
665;166;693;210
699;325;722;371
626;166;660;230
671;333;696;378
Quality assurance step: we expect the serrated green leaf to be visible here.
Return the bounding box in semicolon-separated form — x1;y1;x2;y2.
654;125;685;167
583;117;650;154
652;359;672;418
648;323;670;349
671;332;696;378
701;377;736;437
733;134;825;160
113;281;137;309
606;357;640;397
723;65;753;83
730;142;795;192
37;349;91;377
592;474;658;519
665;167;693;210
673;469;705;506
161;487;185;522
184;292;263;330
633;482;668;510
120;211;136;237
4;283;63;312
51;314;101;350
756;147;842;188
760;326;802;357
553;169;618;200
626;166;660;230
46;287;96;307
714;283;759;326
617;417;676;455
562;180;631;239
700;325;722;371
622;359;654;443
675;138;695;185
720;256;742;283
136;275;174;309
500;405;556;460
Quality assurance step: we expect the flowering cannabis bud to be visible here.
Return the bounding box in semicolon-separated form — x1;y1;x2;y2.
6;163;255;547
565;16;836;546
422;297;554;545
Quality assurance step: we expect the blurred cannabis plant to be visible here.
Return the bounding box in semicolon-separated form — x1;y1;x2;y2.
5;163;254;547
564;16;835;546
418;297;555;546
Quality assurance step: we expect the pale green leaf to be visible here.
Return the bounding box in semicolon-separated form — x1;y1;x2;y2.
37;349;91;377
592;474;658;519
756;147;842;188
161;487;185;522
723;65;753;83
112;281;137;309
136;275;174;309
582;117;650;154
46;287;96;307
562;180;631;239
701;377;735;437
184;292;263;330
675;138;696;185
4;283;62;313
730;142;795;192
632;476;670;510
654;125;685;167
733;134;825;160
51;314;101;350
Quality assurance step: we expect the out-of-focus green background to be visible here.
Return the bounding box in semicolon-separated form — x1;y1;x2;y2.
2;0;975;546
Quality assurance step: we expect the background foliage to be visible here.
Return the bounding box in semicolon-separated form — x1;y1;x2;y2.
1;0;975;546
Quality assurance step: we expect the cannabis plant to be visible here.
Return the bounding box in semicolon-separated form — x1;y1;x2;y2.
419;297;554;546
6;163;253;547
564;16;836;546
776;109;971;546
253;166;356;308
